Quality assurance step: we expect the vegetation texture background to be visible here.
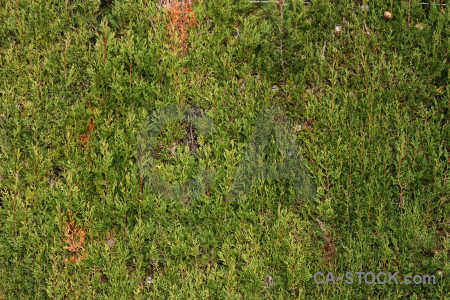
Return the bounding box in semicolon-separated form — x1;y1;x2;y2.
0;0;448;298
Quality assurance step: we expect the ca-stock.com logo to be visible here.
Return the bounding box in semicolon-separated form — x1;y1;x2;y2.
136;104;317;203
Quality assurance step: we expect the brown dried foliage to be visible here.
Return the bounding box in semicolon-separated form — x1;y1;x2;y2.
163;0;196;55
63;210;86;263
301;118;314;132
316;218;336;268
78;133;89;151
78;105;96;152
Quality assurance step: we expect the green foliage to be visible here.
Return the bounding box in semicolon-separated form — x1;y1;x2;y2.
0;0;448;298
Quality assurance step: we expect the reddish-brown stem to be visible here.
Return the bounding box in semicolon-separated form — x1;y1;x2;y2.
103;30;107;64
205;163;210;196
139;150;143;202
129;63;133;89
408;0;411;27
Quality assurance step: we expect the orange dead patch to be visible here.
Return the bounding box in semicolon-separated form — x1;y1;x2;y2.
63;210;86;263
88;119;95;132
164;0;196;55
78;117;96;152
78;133;89;151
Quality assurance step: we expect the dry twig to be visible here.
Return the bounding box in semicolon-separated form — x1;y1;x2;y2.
315;218;336;268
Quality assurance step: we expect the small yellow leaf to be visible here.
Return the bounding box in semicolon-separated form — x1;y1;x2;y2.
436;86;444;95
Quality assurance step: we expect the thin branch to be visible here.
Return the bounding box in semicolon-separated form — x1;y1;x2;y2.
418;2;447;5
408;0;411;27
